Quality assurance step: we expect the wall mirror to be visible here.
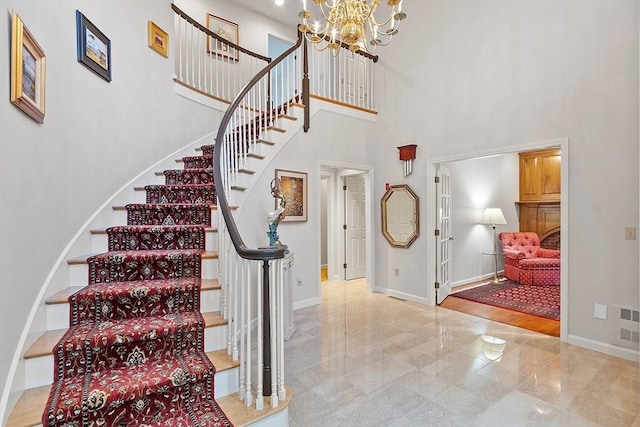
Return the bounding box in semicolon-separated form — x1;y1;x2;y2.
381;184;420;248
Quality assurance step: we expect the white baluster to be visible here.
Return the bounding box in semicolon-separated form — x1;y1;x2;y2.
270;260;278;408
278;258;286;400
256;260;264;410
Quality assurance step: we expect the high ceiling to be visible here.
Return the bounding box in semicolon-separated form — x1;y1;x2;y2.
229;0;302;28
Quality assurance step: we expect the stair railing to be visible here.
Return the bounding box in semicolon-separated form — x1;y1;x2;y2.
172;4;271;103
303;36;379;114
214;31;304;410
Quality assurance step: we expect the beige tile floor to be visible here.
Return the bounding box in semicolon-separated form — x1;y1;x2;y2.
285;279;639;427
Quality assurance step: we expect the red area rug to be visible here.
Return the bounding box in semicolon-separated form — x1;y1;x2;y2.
452;280;560;321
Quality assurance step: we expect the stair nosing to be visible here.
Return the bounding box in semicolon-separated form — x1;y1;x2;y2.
90;226;218;235
25;310;225;359
46;279;221;305
67;250;219;265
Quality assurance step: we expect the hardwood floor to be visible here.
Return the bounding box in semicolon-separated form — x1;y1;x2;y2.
440;282;560;337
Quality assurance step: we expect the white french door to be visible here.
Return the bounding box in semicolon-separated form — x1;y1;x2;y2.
436;165;452;304
344;175;366;280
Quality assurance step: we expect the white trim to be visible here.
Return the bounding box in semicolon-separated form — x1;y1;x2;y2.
425;137;570;345
293;297;321;311
0;132;216;423
316;161;375;298
450;272;501;288
175;82;230;112
568;335;640;362
385;289;430;305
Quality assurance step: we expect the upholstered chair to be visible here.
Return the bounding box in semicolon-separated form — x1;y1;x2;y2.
498;232;560;285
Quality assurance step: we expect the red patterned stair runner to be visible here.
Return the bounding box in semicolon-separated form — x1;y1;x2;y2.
43;146;232;426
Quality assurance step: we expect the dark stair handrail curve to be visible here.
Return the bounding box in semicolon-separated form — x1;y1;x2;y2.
213;30;303;262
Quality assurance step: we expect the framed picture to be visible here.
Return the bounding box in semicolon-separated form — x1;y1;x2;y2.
148;21;168;57
10;12;46;124
206;14;239;61
276;169;308;222
76;10;111;82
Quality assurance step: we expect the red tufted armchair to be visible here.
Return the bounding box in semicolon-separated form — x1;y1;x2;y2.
498;232;560;285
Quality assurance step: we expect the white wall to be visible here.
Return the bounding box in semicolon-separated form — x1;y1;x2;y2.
236;109;376;307
374;1;639;355
175;0;294;55
0;0;226;417
445;154;520;286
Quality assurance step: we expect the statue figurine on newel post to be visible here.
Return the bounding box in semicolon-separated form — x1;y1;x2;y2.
266;178;288;252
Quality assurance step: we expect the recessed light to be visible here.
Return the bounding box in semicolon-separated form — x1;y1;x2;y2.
275;0;284;5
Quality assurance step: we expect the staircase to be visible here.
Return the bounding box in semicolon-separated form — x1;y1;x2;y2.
5;4;378;423
7;94;304;425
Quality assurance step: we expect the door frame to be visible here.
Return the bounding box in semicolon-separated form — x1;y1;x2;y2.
425;137;569;343
317;162;374;293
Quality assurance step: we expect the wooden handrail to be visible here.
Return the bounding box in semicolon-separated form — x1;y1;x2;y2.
213;31;304;261
172;4;271;63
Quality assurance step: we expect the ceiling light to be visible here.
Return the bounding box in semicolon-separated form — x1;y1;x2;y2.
275;0;284;5
299;0;406;54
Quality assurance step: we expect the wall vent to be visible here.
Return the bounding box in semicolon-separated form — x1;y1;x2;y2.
612;305;640;350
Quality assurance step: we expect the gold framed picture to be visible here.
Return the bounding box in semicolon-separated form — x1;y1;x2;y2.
148;21;168;57
206;14;239;61
11;12;46;124
275;169;308;222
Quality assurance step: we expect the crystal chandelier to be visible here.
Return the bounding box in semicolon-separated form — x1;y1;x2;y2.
299;0;406;54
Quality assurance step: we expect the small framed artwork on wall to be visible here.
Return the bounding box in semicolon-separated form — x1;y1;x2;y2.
76;10;111;81
148;21;168;57
276;169;308;222
206;14;239;61
10;12;46;124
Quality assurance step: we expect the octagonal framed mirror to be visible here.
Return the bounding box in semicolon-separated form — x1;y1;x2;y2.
381;184;419;248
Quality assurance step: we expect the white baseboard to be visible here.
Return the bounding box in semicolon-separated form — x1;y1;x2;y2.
568;334;639;362
384;289;429;305
451;271;504;288
293;297;320;311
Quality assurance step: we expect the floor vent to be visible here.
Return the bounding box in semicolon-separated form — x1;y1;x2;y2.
612;305;640;349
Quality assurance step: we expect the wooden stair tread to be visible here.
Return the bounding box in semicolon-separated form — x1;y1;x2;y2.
266;125;285;133
278;114;297;121
24;329;66;359
207;349;239;372
9;352;243;427
238;168;255;175
45;286;84;304
218;386;292;427
256;139;275;146
247;153;265;160
230;186;246;192
203;311;226;327
46;279;220;305
6;384;49;427
25;310;225;359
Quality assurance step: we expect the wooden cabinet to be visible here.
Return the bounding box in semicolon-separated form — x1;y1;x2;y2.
519;148;561;202
518;148;561;248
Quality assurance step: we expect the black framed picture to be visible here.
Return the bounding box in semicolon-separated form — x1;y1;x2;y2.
76;10;111;82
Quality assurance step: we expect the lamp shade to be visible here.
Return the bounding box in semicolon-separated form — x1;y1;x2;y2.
479;207;507;225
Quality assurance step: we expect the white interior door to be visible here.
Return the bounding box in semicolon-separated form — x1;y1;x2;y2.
343;54;366;106
436;165;452;304
345;175;366;280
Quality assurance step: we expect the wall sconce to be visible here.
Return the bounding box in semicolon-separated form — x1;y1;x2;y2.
398;144;417;177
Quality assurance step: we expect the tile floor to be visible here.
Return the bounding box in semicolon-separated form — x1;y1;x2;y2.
285;279;639;427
